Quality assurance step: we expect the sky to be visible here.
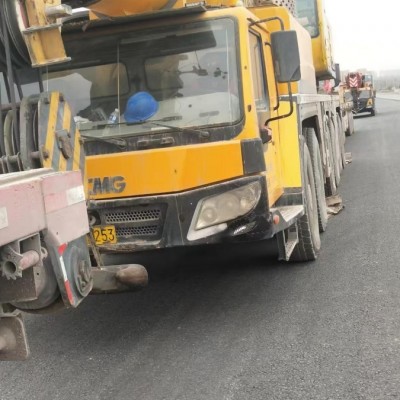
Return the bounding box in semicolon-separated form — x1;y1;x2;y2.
324;0;400;72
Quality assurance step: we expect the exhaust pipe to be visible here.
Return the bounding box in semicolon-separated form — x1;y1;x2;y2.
91;264;148;294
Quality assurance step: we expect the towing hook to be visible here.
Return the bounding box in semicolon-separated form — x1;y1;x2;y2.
91;264;148;294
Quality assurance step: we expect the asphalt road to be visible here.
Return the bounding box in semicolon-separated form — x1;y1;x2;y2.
1;99;400;400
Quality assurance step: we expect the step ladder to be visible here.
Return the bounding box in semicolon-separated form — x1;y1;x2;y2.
270;205;303;261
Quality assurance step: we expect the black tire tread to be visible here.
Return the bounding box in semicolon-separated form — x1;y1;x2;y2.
290;142;321;262
304;127;328;233
325;116;337;197
330;117;342;187
336;113;346;170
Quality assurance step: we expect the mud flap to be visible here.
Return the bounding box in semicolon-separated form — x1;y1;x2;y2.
44;235;92;308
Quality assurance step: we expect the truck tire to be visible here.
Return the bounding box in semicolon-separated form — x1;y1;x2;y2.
325;116;337;196
345;112;354;136
305;127;328;232
371;108;376;116
336;113;346;170
19;297;66;315
329;116;341;187
290;141;321;262
11;256;60;312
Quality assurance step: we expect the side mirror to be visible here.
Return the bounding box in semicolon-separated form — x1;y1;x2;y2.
271;31;301;83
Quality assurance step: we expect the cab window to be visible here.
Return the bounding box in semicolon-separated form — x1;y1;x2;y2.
249;32;269;110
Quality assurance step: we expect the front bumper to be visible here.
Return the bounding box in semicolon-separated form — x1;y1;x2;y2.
88;176;274;253
353;99;374;114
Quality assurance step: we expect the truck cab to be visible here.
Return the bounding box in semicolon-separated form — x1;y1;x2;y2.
40;4;320;261
1;0;347;269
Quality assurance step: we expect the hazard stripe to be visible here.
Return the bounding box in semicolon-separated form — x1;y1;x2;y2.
39;92;82;173
64;281;74;306
59;254;75;306
66;122;81;172
59;101;71;171
51;98;64;171
73;126;82;171
348;77;360;88
80;138;86;189
58;243;67;256
38;93;50;167
43;92;59;169
66;106;75;171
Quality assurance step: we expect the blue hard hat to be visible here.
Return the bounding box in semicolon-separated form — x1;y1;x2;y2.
124;92;159;123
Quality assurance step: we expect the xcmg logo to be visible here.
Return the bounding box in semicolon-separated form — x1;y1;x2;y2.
88;176;126;195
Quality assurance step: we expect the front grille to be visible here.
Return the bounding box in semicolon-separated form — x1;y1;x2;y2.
97;203;167;242
116;225;159;237
105;208;161;223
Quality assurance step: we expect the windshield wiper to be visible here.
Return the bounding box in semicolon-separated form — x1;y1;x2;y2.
80;120;144;131
80;115;210;140
124;116;182;126
143;121;210;139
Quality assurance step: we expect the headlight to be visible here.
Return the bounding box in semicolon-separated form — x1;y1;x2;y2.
195;182;261;230
367;99;373;107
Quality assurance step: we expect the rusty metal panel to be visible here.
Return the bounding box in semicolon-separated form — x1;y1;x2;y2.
41;171;89;247
0;169;89;247
0;172;48;246
0;168;91;308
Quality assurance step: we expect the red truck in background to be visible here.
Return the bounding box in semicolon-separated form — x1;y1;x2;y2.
344;72;376;116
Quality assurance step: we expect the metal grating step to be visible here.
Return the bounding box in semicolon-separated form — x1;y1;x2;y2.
271;205;304;223
277;224;299;261
285;234;298;257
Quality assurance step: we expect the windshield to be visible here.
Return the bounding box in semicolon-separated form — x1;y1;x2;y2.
359;89;372;99
364;74;373;86
296;0;319;38
44;18;241;139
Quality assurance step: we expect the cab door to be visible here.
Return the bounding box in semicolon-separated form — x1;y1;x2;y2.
248;28;284;206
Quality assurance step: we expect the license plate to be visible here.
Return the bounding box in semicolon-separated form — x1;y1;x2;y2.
92;225;117;245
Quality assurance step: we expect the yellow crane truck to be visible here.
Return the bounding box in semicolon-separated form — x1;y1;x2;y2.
1;0;348;276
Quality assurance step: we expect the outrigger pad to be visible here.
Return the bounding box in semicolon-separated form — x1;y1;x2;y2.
0;315;30;361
